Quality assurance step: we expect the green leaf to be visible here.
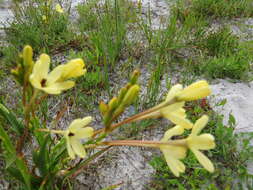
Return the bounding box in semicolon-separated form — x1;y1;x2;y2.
16;157;32;190
37;135;50;177
32;149;40;167
0;123;15;155
49;138;67;171
216;99;227;107
0;124;31;189
0;103;24;135
5;152;17;169
30;118;45;146
7;167;26;183
228;113;236;127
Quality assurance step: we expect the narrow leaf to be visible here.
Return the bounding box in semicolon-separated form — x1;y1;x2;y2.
0;103;24;135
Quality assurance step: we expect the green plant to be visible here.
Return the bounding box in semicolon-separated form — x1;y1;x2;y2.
77;0;137;67
202;53;250;79
197;27;239;57
176;0;253;20
0;45;216;189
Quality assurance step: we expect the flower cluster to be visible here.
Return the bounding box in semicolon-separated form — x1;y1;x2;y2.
13;46;216;178
157;81;215;176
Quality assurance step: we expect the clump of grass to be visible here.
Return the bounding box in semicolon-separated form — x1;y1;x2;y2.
77;0;137;67
202;53;250;80
197;27;239;57
175;0;253;20
188;27;251;80
149;100;253;190
3;0;73;63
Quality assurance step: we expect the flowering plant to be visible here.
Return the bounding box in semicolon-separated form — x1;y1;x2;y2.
0;46;215;189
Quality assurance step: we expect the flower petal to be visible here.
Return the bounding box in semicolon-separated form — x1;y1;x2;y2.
30;54;50;89
73;127;94;139
173;108;186;118
46;65;64;85
163;111;193;129
165;84;183;102
177;80;211;101
36;54;50;80
30;74;43;89
161;126;184;141
69;116;92;132
161;102;185;114
43;81;75;94
161;145;187;159
191;148;214;173
162;148;186;177
192;115;209;135
60;59;86;80
70;138;86;158
164;156;180;177
187;134;215;150
66;136;75;159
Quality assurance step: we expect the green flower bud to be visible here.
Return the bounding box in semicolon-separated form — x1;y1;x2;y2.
122;84;140;106
23;45;33;69
108;97;118;111
130;70;140;84
99;101;108;116
118;87;127;103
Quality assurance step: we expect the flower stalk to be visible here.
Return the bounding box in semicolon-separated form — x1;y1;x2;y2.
98;139;187;148
17;89;39;154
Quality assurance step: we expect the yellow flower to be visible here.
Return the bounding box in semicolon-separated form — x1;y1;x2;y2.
55;4;64;13
29;54;85;94
65;117;94;159
186;115;215;172
160;102;193;129
50;117;94;159
160;125;187;177
160;84;193;129
136;84;193;128
177;80;211;101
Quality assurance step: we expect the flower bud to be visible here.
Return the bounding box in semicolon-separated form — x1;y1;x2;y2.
130;70;140;84
23;45;33;69
99;101;108;116
118;87;127;103
108;97;118;111
122;84;140;106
